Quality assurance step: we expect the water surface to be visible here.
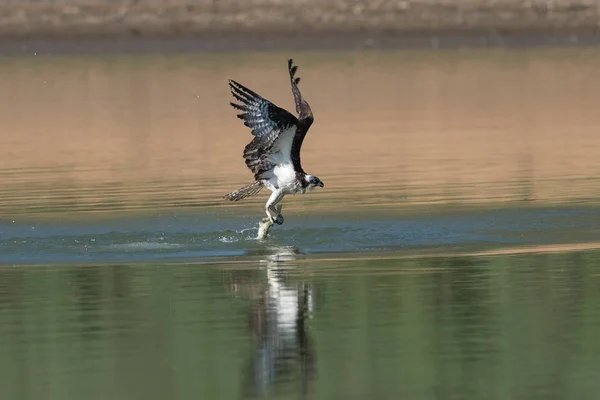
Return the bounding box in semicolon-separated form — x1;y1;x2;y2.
1;48;600;216
1;248;600;399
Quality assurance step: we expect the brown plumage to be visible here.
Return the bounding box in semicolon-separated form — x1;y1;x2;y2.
223;181;263;202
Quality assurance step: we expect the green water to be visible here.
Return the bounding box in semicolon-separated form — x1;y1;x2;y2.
1;249;599;399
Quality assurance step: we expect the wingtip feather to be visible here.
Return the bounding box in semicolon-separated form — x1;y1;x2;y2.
230;102;247;111
229;79;261;101
231;89;252;105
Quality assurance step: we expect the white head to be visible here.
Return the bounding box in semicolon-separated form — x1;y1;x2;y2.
304;175;324;190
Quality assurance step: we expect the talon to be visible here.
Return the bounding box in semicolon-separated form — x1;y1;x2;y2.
273;204;284;225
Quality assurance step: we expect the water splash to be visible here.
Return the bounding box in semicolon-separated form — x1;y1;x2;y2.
109;242;184;250
218;226;260;243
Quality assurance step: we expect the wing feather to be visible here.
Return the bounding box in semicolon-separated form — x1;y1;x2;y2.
229;79;299;179
287;59;314;173
229;79;298;138
243;131;278;180
287;59;313;125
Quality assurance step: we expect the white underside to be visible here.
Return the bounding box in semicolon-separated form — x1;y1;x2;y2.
262;126;301;194
264;164;296;193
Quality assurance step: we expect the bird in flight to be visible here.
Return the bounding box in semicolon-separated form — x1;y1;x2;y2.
224;59;324;226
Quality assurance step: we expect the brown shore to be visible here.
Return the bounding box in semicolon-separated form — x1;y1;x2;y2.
1;0;600;53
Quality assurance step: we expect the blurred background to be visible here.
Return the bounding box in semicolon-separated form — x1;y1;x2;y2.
1;1;600;400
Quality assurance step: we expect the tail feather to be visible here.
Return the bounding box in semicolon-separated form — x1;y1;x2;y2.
224;181;263;202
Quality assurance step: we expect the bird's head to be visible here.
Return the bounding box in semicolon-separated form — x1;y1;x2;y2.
305;175;324;190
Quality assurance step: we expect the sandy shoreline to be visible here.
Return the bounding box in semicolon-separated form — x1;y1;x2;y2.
1;0;600;52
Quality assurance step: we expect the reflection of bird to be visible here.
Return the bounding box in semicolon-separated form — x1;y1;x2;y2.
225;245;316;399
224;59;324;226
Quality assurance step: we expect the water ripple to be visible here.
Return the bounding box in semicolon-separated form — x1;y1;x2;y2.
0;205;598;265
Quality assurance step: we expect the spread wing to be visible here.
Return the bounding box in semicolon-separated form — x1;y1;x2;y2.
229;79;298;178
288;59;313;125
288;59;314;173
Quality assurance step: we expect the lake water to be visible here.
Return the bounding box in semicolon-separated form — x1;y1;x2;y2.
1;47;600;399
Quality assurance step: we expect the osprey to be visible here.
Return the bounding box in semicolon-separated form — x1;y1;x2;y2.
224;59;324;225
